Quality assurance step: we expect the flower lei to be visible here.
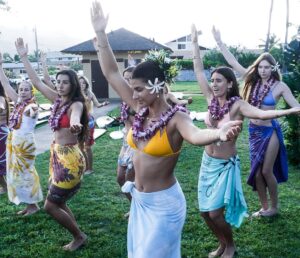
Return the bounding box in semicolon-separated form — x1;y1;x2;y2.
249;77;275;108
208;96;241;121
132;104;187;140
144;49;181;85
48;98;72;131
8;97;36;130
120;102;130;122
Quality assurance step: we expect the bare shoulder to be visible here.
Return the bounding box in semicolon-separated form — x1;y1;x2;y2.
70;101;83;109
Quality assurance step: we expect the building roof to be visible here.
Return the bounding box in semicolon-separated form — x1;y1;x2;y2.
46;51;81;59
61;28;171;54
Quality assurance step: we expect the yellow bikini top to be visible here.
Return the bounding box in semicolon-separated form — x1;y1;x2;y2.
127;127;180;157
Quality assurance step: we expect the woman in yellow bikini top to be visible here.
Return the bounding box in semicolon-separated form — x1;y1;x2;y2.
91;4;242;257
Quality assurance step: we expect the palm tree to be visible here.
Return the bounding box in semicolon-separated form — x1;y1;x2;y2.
265;0;274;52
284;0;290;46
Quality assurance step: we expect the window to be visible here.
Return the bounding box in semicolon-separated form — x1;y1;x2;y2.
178;44;186;50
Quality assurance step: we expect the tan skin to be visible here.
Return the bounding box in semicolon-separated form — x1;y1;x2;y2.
0;52;40;214
212;26;300;217
192;24;300;258
15;38;87;251
90;1;242;194
79;77;109;173
116;70;135;202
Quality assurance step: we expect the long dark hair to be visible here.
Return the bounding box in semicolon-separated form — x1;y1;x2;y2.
242;53;281;102
131;61;165;91
56;70;89;145
211;66;240;99
0;81;9;124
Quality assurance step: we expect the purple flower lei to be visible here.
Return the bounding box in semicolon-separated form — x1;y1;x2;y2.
8;97;35;129
132;104;187;140
120;102;130;122
249;77;275;108
208;96;241;121
48;98;72;131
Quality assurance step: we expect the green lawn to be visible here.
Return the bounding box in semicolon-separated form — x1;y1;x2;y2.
0;85;299;257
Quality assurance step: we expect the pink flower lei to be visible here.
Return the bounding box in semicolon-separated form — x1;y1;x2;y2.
209;96;241;121
132;104;187;140
48;98;72;131
249;77;275;108
9;97;36;130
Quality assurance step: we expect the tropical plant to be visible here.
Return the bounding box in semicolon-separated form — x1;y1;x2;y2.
282;33;300;166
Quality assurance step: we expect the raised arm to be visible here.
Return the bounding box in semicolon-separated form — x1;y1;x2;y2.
191;24;212;102
90;1;135;108
166;93;192;106
15;38;58;102
176;112;242;145
40;51;56;90
0;52;18;102
212;26;247;77
238;99;300;119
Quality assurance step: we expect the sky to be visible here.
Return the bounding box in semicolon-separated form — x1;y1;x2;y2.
0;0;300;56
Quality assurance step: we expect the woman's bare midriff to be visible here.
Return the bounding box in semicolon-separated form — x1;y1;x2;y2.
54;128;78;145
205;140;237;160
250;105;276;126
133;151;180;192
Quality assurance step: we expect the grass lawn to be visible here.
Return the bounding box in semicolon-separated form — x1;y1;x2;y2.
0;83;299;257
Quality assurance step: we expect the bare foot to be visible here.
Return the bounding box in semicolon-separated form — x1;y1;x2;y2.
208;244;225;257
260;208;278;217
124;211;130;219
63;233;87;251
24;206;40;216
251;208;268;218
0;187;7;195
17;209;28;215
221;246;236;258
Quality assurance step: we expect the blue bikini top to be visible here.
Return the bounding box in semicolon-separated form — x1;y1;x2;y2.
262;90;276;106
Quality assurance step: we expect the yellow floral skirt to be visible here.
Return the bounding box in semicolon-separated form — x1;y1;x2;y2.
6;131;43;205
47;143;85;203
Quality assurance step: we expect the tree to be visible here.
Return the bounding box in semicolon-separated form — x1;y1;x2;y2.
265;0;274;52
0;0;9;11
2;52;13;62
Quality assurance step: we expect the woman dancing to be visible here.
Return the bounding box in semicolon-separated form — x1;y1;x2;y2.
16;38;89;251
212;26;300;217
90;2;242;257
0;52;43;215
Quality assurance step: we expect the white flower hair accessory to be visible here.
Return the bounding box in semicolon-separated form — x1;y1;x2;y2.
271;62;280;72
145;78;165;94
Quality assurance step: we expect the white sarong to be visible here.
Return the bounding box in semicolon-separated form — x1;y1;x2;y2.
122;181;186;258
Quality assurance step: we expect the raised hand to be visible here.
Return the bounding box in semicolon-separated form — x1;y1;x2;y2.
212;26;222;44
70;123;83;135
15;38;28;58
90;1;109;34
219;120;242;142
40;51;47;64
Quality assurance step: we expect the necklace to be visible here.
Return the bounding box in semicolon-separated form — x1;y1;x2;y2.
48;98;72;131
208;96;241;121
132;104;187;140
8;97;35;130
249;77;275;108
